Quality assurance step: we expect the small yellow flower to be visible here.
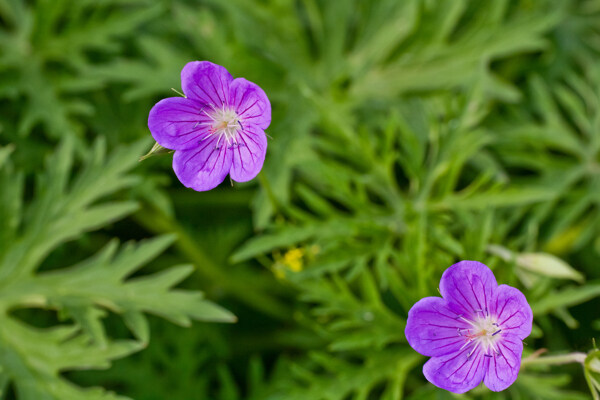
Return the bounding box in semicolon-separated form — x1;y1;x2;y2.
271;247;307;279
282;248;305;272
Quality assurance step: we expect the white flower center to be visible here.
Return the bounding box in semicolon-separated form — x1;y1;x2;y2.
203;105;242;148
458;313;502;359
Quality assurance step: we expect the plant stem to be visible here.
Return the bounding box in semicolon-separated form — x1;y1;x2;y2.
134;204;291;320
522;351;587;366
257;172;280;213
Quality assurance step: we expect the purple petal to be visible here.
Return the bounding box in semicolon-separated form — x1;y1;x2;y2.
148;97;211;151
423;345;485;394
229;125;267;183
483;338;523;391
440;261;498;319
492;284;533;340
405;297;470;357
181;61;232;106
172;137;233;191
229;78;271;130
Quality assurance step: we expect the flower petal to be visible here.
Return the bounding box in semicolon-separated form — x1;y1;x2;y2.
181;61;232;106
492;284;533;340
148;98;212;151
405;297;470;357
229;125;267;183
172;138;233;191
483;338;523;391
229;78;271;130
423;345;486;394
439;261;498;319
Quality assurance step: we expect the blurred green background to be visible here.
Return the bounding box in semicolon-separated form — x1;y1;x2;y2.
1;0;600;399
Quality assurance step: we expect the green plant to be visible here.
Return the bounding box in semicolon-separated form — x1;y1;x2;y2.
0;139;233;399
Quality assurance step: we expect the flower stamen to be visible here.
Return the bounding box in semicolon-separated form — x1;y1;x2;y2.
202;104;242;149
456;312;504;360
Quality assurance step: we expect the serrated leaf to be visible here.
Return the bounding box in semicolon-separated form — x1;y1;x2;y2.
0;141;233;399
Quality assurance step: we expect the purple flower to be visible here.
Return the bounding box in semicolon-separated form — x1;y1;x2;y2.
148;61;271;191
405;261;533;393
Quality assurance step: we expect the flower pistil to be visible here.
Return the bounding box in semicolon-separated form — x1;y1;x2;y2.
201;104;243;149
457;312;503;359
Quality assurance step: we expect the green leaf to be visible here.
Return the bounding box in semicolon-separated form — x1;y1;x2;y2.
0;140;234;399
531;284;600;315
139;141;173;162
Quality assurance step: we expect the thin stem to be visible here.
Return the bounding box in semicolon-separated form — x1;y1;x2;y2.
134;204;291;320
257;172;280;213
522;350;587;367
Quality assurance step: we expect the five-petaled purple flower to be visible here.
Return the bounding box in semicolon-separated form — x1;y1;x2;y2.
405;261;533;393
148;61;271;191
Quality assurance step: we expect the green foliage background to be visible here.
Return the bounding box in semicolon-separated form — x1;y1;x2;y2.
1;0;600;399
